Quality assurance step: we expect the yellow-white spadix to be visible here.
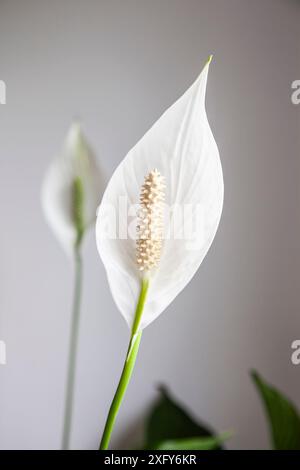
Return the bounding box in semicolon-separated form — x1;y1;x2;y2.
136;169;165;272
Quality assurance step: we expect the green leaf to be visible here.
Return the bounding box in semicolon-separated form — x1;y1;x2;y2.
251;370;300;450
143;386;223;450
156;432;230;450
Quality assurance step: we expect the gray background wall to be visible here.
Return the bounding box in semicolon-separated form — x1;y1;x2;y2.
0;0;299;449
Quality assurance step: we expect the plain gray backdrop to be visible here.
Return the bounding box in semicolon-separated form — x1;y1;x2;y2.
0;0;299;449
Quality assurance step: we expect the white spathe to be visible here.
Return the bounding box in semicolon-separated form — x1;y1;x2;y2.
96;58;224;330
42;123;104;255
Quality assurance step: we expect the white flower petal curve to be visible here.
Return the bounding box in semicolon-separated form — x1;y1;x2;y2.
42;123;104;255
96;58;224;329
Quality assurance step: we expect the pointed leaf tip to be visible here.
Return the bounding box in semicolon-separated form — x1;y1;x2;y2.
251;370;300;450
144;385;223;450
207;55;213;66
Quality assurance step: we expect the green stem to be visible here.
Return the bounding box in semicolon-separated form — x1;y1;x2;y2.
62;246;83;450
99;277;149;450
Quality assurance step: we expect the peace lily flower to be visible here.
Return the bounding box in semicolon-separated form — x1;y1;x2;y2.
42;123;104;449
42;122;104;255
96;57;224;450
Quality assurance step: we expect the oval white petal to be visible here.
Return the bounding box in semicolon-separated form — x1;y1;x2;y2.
42;123;104;255
96;59;224;329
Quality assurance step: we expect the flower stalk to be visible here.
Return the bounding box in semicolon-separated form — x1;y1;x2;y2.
99;278;149;450
62;245;83;449
62;177;85;450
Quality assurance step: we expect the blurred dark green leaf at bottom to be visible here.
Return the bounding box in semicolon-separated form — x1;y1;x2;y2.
143;386;227;450
251;370;300;450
